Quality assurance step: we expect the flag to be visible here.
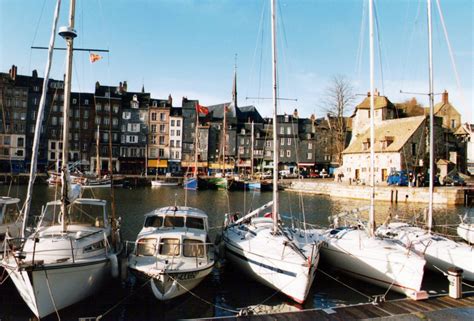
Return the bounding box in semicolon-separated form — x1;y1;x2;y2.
89;53;102;63
196;103;209;115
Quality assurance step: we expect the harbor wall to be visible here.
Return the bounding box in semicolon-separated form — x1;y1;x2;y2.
288;180;471;205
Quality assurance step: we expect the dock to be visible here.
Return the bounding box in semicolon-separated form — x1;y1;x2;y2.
193;293;474;320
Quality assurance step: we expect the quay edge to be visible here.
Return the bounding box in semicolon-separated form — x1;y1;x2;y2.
287;180;473;205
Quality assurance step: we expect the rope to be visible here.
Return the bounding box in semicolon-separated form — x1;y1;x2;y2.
166;273;239;314
44;269;61;321
318;268;373;301
95;279;153;320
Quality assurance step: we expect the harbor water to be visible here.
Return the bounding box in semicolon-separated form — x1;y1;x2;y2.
0;185;469;320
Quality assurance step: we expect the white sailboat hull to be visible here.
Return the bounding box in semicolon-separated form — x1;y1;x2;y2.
377;223;474;281
457;223;474;244
223;221;320;304
318;228;426;299
6;258;110;318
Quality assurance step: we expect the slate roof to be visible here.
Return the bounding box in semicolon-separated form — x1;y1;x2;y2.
343;116;425;154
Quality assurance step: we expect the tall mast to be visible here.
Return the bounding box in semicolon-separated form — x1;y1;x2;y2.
368;0;375;236
60;0;76;233
96;125;100;177
271;0;279;233
427;0;434;232
21;0;62;237
194;104;199;178
251;120;254;177
222;105;227;173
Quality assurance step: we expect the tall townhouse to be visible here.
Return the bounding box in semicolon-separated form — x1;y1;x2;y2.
0;66;28;173
70;92;95;171
119;85;150;174
148;96;172;175
94;82;122;173
277;113;299;174
169;107;183;174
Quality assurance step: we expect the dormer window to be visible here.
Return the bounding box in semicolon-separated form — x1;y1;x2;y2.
152;100;158;107
131;94;139;108
380;136;394;150
241;129;245;134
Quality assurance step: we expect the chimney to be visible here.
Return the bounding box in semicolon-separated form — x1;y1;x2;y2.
374;89;380;96
118;81;123;93
95;81;100;91
32;70;38;78
123;81;128;92
9;65;17;80
293;108;298;118
168;94;173;106
367;91;371;97
442;90;448;104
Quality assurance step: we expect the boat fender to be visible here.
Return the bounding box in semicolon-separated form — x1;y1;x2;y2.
108;253;119;278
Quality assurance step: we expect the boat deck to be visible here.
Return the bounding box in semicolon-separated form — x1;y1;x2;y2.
193;293;474;320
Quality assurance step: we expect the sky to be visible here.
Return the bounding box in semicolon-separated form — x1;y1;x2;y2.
0;0;472;122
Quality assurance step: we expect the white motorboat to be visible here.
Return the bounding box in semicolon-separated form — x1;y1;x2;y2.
222;0;321;304
128;206;215;300
151;179;179;187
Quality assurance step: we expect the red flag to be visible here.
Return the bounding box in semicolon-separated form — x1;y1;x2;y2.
89;53;102;63
196;103;209;115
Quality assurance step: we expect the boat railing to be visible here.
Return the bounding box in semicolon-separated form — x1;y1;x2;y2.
2;231;111;265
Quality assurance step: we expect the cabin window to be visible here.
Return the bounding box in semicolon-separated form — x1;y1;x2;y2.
1;204;19;224
164;216;184;228
186;217;204;230
183;239;205;258
144;216;163;228
136;238;156;256
159;238;180;256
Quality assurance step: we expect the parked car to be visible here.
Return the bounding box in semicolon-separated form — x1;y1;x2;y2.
387;170;409;186
309;171;319;178
443;173;466;186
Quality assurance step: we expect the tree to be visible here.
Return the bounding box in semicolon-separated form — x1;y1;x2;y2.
322;75;355;165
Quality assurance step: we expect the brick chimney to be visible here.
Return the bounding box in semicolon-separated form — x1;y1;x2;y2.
9;65;17;80
442;90;448;104
123;81;128;92
168;94;173;106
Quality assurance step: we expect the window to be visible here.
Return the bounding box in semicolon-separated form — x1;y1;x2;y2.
171;119;175;126
151;124;157;133
112;118;118;126
72;98;77;104
84;99;89;105
183;239;205;257
280;150;284;157
160;113;166;121
75;120;80;128
176;130;181;137
176;140;180;148
170;140;174;147
127;123;140;132
113;105;119;113
3;136;10;145
104;104;110;112
159;136;165;145
280;139;284;146
176;120;181;126
159;238;180;256
307;152;312;160
151;112;157;121
95;116;101;125
287;138;291;145
280;127;284;134
136;238;156;256
164;216;184;227
308;142;313;149
144;216;163;228
287;127;291;135
52;117;57;126
451;119;456;128
84;110;89;119
286;150;291;157
411;143;417;156
17;137;24;147
96;103;102;111
159;124;165;133
159;148;164;157
122;112;131;120
171;130;175;136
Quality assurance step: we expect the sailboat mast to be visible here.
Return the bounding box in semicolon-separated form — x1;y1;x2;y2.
271;0;279;233
194;105;199;177
60;0;76;232
368;0;375;236
427;0;434;232
251;120;254;177
222;105;226;173
96;125;101;177
21;0;62;238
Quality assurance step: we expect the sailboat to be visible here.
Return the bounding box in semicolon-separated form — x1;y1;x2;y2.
315;0;427;300
376;0;473;282
1;1;121;318
222;0;321;304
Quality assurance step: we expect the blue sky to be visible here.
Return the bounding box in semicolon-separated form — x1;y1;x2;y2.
1;0;472;121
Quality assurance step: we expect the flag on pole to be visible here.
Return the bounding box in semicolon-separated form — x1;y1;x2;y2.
196;103;209;115
89;53;103;63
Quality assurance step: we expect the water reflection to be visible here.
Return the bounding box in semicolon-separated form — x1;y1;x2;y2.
0;185;468;320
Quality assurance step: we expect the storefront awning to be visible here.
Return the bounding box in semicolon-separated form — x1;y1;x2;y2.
148;159;168;168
